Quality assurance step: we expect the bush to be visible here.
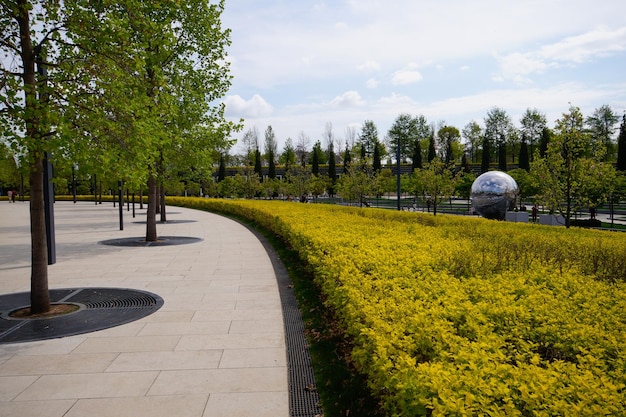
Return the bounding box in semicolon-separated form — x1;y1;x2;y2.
169;197;626;416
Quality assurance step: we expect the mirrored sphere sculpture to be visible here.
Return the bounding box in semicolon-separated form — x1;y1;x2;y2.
470;171;519;220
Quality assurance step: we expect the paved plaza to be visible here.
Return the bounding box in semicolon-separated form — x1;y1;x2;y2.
0;201;291;417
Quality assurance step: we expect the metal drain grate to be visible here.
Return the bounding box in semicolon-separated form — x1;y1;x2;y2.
259;235;324;417
0;288;164;344
66;288;161;309
99;236;203;247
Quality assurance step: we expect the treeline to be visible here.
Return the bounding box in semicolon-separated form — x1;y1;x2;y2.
212;105;626;228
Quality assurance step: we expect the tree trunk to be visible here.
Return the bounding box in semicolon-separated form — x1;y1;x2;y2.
146;174;158;241
30;158;50;314
18;0;50;314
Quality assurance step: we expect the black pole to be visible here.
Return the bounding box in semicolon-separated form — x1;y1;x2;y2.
37;56;56;265
126;189;130;211
118;180;123;231
396;139;401;211
72;166;76;203
132;193;136;218
43;153;56;265
20;173;24;202
94;174;97;205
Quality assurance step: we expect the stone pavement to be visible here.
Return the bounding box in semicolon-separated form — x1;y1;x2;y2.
0;201;291;417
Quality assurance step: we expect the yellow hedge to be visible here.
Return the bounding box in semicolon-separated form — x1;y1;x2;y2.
170;197;626;416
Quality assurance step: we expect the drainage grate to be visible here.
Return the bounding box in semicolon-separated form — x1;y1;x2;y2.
99;236;203;247
249;228;324;417
66;288;162;309
0;288;163;344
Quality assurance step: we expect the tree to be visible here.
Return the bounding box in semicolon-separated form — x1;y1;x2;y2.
309;174;329;202
286;165;311;201
539;127;551;158
337;169;372;206
387;114;418;163
462;121;483;163
279;138;296;172
618;114;626;171
0;0;68;313
296;131;310;166
498;134;507;171
311;141;322;175
265;125;277;180
373;141;382;172
480;135;491;173
217;154;226;182
519;108;547;160
0;143;21;192
417;159;457;215
411;137;422;171
586;104;619;161
518;135;530;172
72;0;238;231
327;142;337;195
359;120;379;162
484;107;514;166
437;125;460;164
241;127;260;166
343;142;352;174
427;127;437;162
531;105;616;228
254;149;262;181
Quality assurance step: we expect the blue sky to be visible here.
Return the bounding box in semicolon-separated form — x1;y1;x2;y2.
221;0;626;152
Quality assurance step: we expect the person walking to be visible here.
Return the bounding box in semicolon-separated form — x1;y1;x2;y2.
7;190;12;203
531;203;538;222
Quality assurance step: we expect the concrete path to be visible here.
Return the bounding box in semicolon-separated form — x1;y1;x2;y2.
0;201;289;417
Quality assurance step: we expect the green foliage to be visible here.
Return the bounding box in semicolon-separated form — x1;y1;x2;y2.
531;106;616;226
414;159;458;215
337;169;372;205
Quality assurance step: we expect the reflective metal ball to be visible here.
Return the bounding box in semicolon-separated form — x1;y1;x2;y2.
470;171;519;220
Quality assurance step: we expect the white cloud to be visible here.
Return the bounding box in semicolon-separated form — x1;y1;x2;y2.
494;26;626;83
357;60;381;71
366;78;379;89
329;91;365;107
221;1;626;151
391;69;423;85
539;26;626;63
223;94;273;118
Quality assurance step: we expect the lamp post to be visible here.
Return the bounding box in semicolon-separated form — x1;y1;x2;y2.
72;163;78;203
396;136;401;211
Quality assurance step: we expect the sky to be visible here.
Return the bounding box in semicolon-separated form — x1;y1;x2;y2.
220;0;626;153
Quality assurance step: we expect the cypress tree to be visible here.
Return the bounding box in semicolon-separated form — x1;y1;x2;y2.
373;142;382;172
268;149;276;179
539;127;550;158
343;145;351;174
412;139;422;171
312;145;320;176
218;154;226;182
428;132;436;162
617;114;626;171
328;146;337;195
254;149;262;181
498;134;507;171
461;153;471;173
519;139;530;172
481;135;490;173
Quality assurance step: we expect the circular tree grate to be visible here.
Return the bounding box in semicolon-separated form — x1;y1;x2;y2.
0;288;164;344
99;236;202;247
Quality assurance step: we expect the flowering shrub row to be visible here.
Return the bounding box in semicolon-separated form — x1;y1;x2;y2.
170;197;626;416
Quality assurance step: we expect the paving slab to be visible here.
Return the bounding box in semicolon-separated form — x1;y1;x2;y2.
0;201;292;416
